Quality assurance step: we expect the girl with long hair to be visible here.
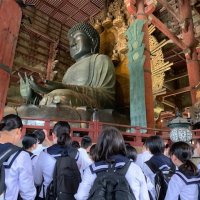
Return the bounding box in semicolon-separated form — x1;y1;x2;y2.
165;141;200;200
75;126;150;200
35;121;91;199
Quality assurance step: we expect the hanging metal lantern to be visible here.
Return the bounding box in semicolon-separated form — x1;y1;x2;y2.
168;116;192;142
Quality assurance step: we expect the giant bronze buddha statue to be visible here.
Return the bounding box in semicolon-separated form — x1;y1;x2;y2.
20;22;116;109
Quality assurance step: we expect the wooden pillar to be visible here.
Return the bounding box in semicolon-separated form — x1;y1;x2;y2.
0;0;22;118
136;0;155;128
46;43;55;80
178;0;200;104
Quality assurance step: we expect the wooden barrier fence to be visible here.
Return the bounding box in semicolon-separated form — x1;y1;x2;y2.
21;117;200;146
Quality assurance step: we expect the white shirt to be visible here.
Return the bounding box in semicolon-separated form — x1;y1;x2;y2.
135;151;152;171
75;162;150;200
142;162;157;200
135;151;154;199
4;151;36;200
30;154;39;180
198;163;200;171
165;172;199;200
78;148;93;178
32;144;46;156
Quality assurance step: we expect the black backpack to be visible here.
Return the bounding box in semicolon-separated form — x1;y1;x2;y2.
145;160;174;200
46;149;81;200
87;161;136;200
0;144;21;199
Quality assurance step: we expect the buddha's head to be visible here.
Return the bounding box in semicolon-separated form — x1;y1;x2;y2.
68;22;100;61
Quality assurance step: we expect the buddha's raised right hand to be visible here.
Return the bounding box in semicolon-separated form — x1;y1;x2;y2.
18;72;33;103
18;73;46;104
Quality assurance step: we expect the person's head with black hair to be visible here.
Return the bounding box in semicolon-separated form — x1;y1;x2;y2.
169;141;198;175
126;144;137;162
92;126;126;162
22;133;38;152
72;140;80;149
0;114;23;144
52;121;71;146
33;129;45;144
81;135;92;150
145;135;165;155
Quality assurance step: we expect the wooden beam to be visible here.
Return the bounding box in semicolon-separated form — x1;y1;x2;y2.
163;86;191;98
164;72;188;83
178;0;200;104
22;25;55;43
171;49;185;60
15;49;46;64
165;51;185;60
157;0;181;22
162;99;176;108
149;14;187;50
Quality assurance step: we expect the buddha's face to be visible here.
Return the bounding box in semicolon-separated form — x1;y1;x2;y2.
69;30;93;61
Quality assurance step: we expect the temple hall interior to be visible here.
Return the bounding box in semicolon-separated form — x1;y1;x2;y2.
1;0;200;146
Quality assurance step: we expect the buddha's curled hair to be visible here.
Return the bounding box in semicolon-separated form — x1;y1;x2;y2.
67;22;100;53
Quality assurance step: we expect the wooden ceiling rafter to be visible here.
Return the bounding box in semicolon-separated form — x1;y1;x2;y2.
15;49;46;65
149;14;187;50
162;86;191;99
165;52;184;61
164;72;188;83
21;25;54;43
157;0;181;23
18;34;50;51
17;42;48;59
171;49;185;61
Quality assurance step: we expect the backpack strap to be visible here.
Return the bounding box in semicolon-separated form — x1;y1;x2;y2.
0;145;21;168
116;161;132;175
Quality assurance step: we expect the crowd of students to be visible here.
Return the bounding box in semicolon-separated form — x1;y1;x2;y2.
0;114;200;200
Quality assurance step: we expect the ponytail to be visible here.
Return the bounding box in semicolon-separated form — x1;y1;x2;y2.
179;160;198;175
57;132;71;146
52;121;71;146
170;141;198;175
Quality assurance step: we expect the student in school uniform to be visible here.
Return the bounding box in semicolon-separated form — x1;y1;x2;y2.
22;133;38;155
78;135;93;177
32;129;51;156
165;141;200;200
0;114;36;200
142;136;175;200
75;127;150;200
135;138;152;171
34;121;92;199
22;133;39;177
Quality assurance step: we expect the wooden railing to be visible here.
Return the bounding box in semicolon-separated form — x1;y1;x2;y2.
21;117;200;146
